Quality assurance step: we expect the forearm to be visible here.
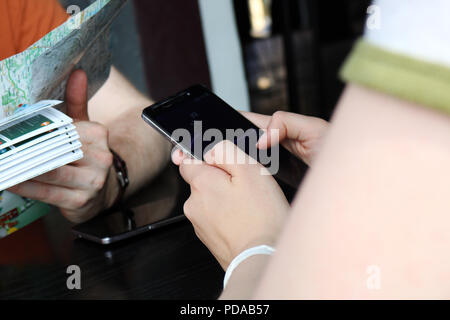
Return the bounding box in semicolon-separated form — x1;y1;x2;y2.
220;255;271;300
104;106;171;202
253;84;450;299
89;67;171;203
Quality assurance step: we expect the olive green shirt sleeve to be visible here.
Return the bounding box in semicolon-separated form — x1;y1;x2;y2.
340;39;450;116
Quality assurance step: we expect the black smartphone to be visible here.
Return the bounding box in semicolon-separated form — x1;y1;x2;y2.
72;165;188;245
142;85;306;201
72;206;185;245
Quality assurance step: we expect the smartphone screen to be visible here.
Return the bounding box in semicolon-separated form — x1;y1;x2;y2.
142;85;306;198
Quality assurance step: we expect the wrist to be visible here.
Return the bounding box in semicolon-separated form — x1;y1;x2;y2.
223;245;275;289
105;166;121;209
108;148;130;208
231;236;277;267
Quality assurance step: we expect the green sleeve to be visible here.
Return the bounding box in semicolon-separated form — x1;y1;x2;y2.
340;39;450;116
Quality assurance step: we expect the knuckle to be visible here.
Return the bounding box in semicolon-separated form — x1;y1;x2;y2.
85;122;109;140
102;151;114;167
74;121;87;132
183;199;195;219
90;174;106;191
94;150;113;168
272;110;287;118
272;111;287;123
92;122;107;135
317;118;329;128
72;192;90;209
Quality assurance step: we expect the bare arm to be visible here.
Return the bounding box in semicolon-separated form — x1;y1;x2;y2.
252;84;450;299
89;67;171;204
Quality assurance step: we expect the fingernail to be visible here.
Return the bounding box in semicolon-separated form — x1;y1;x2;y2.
171;147;182;157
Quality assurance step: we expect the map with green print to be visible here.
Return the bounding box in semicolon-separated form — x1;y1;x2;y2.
0;0;126;125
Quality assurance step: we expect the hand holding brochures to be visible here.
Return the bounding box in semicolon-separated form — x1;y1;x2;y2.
0;0;126;238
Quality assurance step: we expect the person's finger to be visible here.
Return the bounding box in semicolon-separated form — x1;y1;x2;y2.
65;69;89;121
179;158;229;189
204;140;265;178
182;194;200;222
8;181;89;211
171;147;188;166
31;165;105;190
256;111;328;150
239;111;271;129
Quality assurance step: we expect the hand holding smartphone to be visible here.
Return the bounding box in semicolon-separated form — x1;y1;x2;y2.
73;85;306;245
142;85;305;200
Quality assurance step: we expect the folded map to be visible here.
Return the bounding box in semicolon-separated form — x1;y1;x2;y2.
0;0;126;239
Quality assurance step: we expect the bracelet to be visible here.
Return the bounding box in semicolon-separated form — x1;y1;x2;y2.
109;148;129;209
223;245;275;289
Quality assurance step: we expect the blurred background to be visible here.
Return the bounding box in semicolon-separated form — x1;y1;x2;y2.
60;0;372;120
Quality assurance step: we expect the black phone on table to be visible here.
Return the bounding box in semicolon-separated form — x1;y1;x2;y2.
72;165;187;245
141;85;306;202
72;206;185;245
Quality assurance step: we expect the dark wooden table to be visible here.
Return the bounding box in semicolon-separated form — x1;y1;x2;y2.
0;164;224;299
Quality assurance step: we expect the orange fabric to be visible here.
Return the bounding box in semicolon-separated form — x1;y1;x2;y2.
0;0;69;60
0;0;68;257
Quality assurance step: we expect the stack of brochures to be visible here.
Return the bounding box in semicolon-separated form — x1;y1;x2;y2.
0;101;83;191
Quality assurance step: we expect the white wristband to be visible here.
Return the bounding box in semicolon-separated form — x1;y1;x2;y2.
223;245;275;289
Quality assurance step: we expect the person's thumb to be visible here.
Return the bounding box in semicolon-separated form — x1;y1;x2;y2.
65;69;89;121
204;140;267;178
